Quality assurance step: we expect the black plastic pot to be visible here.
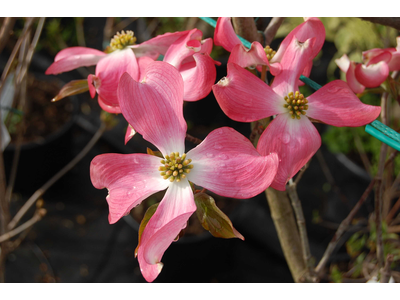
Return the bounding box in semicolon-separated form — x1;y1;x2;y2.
3;74;80;195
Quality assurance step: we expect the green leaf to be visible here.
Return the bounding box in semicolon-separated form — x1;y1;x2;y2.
134;202;159;257
330;265;343;283
346;231;367;258
51;79;89;102
351;252;367;278
194;193;244;240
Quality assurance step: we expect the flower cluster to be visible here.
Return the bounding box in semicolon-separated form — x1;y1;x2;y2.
47;18;383;282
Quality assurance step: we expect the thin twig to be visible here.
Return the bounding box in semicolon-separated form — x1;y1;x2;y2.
294;161;310;185
5;18;46;217
0;209;46;243
263;17;285;46
113;17;138;33
0;18;35;93
31;242;56;282
249;120;265;145
375;86;390;269
4;28;30;208
316;149;348;205
380;254;394;283
388;224;400;233
16;17;45;86
0;17;16;54
185;133;203;145
7;223;32;251
316;149;400;275
387;196;400;224
287;180;316;281
351;127;372;175
103;17;114;46
315;178;376;275
383;168;400;219
7;121;106;231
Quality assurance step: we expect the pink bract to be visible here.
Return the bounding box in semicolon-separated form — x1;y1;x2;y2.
214;17;241;52
45;46;106;75
90;61;279;282
162;28;219;102
88;48;140;113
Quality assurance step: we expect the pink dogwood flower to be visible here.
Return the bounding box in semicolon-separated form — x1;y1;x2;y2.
335;36;400;94
46;29;213;113
90;61;279;282
213;36;381;191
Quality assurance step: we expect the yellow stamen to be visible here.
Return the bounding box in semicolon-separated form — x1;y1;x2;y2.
264;45;277;61
159;152;193;182
283;91;309;120
110;30;137;51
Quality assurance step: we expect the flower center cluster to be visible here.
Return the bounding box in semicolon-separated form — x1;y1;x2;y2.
110;30;137;51
283;91;309;119
264;45;276;61
159;152;193;183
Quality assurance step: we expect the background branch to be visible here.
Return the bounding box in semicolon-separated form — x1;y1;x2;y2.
359;17;400;31
232;17;262;44
263;17;285;46
7;121;106;231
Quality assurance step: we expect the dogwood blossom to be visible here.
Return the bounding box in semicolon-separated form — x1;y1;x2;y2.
90;61;279;281
46;29;215;113
335;36;400;93
213;35;381;191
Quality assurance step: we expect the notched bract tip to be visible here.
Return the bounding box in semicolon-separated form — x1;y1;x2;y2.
217;76;230;87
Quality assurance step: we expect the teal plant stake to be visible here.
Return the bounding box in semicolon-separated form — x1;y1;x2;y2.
200;17;400;151
365;121;400;151
299;75;322;90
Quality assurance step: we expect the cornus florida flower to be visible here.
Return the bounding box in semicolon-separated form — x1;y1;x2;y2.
214;17;325;79
213;37;381;191
45;29;202;113
90;61;279;282
336;36;400;94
